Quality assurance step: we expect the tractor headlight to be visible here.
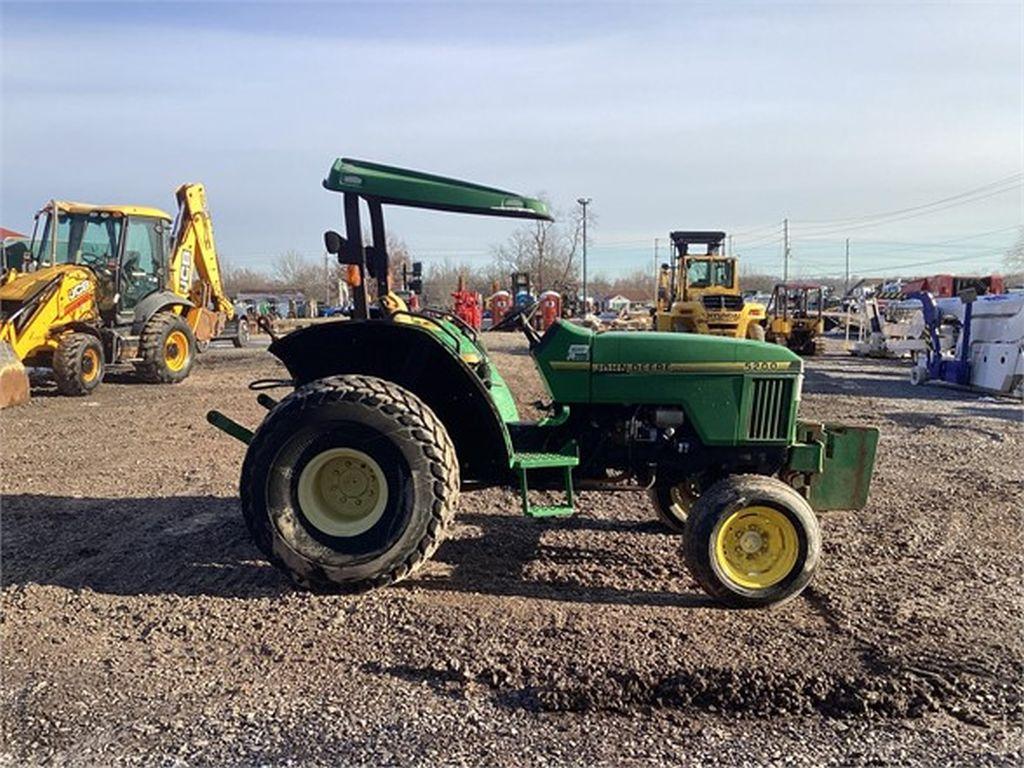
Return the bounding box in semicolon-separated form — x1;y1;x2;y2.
794;374;804;403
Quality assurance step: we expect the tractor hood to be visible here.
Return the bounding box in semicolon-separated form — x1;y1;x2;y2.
533;322;804;445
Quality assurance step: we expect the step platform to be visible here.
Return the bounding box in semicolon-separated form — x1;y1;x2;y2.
510;448;579;518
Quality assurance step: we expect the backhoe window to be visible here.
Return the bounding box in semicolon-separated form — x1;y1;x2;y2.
35;212;122;267
686;259;734;289
121;218;165;311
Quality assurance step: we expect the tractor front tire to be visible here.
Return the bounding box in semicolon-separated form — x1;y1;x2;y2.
138;312;195;384
53;333;104;395
683;474;820;608
241;375;460;592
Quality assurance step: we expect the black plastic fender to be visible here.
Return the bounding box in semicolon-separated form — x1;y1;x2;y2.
268;319;512;483
131;291;194;334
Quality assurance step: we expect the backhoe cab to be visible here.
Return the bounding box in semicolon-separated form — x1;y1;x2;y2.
209;158;879;609
0;184;233;402
654;231;766;340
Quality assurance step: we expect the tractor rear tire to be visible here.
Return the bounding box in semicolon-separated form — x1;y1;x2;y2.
650;479;700;534
240;375;460;592
683;474;820;608
747;323;766;342
53;333;104;395
138;312;195;384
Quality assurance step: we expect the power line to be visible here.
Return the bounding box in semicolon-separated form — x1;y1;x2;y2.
792;173;1022;229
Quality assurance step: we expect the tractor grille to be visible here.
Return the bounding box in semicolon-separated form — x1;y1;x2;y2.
747;377;793;441
702;294;744;311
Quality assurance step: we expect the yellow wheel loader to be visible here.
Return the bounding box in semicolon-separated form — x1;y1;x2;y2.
0;184;233;404
766;282;826;356
654;231;766;340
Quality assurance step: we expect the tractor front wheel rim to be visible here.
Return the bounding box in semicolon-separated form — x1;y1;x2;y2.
714;505;799;590
164;330;189;372
297;447;388;537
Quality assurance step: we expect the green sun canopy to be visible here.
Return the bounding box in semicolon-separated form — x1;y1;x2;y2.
323;158;552;220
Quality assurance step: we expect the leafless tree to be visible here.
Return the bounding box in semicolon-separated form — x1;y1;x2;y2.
1003;226;1024;275
490;198;593;293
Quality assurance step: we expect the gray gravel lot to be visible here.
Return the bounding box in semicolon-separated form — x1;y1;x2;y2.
2;333;1022;766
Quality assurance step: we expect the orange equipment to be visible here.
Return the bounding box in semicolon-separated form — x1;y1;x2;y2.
538;290;562;331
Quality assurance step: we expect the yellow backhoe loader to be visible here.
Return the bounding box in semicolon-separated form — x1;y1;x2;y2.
654;231;766;340
0;184;233;405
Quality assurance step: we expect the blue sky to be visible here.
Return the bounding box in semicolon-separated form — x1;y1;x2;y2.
1;0;1021;279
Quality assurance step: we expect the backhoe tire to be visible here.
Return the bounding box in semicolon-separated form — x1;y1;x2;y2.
683;474;820;609
53;333;104;395
138;312;195;384
649;479;700;534
232;319;250;348
241;375;461;592
747;323;766;342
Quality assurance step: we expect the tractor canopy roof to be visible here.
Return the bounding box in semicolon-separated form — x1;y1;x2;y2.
669;231;727;246
38;201;172;220
323;158;553;220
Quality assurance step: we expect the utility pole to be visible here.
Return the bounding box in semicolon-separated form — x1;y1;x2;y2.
727;234;733;256
783;218;790;283
653;237;660;306
577;197;591;316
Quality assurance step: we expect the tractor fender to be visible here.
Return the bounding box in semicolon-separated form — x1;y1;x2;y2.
268;320;512;483
132;291;194;334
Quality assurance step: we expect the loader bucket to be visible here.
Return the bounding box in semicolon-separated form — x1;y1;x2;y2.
0;342;30;409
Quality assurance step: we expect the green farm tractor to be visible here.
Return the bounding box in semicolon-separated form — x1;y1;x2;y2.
209;159;879;608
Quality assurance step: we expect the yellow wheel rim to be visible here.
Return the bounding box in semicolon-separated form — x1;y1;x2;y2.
714;506;800;590
164;330;189;372
297;447;388;537
81;347;100;383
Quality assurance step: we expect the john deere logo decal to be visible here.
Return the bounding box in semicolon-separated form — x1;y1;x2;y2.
566;344;590;362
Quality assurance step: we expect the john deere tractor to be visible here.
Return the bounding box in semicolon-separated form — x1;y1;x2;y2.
654;231;766;340
209;159;879;608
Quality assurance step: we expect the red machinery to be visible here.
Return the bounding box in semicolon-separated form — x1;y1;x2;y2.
538;290;562;331
452;275;482;330
901;274;1004;298
489;289;512;327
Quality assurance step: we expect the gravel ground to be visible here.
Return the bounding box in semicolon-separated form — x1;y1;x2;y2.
1;332;1022;766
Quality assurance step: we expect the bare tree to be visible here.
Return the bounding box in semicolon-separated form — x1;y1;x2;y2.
490;198;592;292
272;250;330;302
1003;226;1024;274
220;259;278;294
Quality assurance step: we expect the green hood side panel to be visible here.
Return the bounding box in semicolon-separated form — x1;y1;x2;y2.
533;323;803;446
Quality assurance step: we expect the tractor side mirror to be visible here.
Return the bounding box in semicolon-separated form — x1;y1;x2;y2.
324;230;345;256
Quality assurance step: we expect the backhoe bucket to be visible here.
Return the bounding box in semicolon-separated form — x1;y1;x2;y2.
0;342;30;409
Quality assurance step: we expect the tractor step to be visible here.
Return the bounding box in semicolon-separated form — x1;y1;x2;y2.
511;448;579;519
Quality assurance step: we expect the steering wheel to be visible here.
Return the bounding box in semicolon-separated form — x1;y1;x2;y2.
79;251;116;277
